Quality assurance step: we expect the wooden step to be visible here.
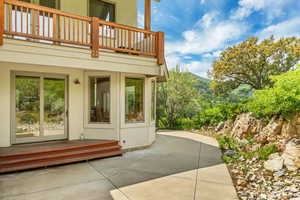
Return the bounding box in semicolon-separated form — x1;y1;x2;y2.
0;141;119;161
0;145;121;168
0;150;123;173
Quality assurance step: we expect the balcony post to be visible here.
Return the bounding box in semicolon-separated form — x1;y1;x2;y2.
144;0;151;30
91;17;99;58
157;31;164;65
0;0;4;45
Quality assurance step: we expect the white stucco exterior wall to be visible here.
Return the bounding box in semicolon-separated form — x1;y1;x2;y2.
0;62;156;149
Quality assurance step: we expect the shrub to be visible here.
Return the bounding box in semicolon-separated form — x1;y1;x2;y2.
195;103;245;127
217;135;241;151
247;68;300;119
175;118;195;130
257;145;277;160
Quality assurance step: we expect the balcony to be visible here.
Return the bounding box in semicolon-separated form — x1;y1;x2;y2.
0;0;165;65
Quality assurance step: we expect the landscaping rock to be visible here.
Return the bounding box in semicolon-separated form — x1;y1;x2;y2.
282;139;300;171
231;113;264;139
260;116;284;138
224;150;237;156
281;114;300;138
264;153;284;172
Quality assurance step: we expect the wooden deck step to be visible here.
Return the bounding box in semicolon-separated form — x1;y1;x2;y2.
0;150;123;173
0;140;123;174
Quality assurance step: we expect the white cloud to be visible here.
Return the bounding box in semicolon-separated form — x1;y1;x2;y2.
166;20;246;55
231;0;292;22
257;17;300;39
137;12;144;29
182;61;212;78
195;12;219;28
165;54;214;78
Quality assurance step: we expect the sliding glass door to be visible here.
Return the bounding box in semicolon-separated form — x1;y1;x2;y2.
12;72;68;144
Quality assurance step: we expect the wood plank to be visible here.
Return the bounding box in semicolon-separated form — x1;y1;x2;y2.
0;150;123;173
144;0;151;30
0;146;122;167
0;0;4;45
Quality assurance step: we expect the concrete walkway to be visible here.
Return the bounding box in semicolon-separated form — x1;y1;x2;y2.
0;131;238;200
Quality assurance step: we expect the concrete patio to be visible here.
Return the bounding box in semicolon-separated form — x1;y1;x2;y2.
0;131;238;200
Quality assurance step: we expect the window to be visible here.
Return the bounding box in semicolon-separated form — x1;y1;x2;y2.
39;0;59;9
89;77;110;123
89;0;115;22
20;0;59;9
125;78;144;123
151;80;156;121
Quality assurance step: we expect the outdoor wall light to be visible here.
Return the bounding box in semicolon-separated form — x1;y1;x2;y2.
73;78;81;85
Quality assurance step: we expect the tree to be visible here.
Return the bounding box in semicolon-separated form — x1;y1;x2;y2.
210;36;300;94
157;66;201;129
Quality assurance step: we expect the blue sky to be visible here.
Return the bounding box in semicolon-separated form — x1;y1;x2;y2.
138;0;300;78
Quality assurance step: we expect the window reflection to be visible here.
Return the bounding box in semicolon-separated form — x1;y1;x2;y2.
89;76;110;123
125;78;144;123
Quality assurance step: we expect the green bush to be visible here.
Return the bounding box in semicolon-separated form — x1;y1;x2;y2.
257;145;277;160
195;103;245;127
175;118;195;130
217;135;241;151
247;68;300;119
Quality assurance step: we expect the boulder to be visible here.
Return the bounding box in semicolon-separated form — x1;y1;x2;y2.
260;116;284;139
282;139;300;171
231;113;264;139
281;114;300;138
264;153;284;172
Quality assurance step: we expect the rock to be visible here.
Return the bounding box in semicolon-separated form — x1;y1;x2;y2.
264;153;284;172
281;113;300;138
215;122;224;132
231;113;264;139
282;139;300;171
237;179;248;187
224;150;237;157
273;169;285;177
290;198;300;200
260;116;284;138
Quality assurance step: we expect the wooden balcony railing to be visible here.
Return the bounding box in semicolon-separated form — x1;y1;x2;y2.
0;0;165;64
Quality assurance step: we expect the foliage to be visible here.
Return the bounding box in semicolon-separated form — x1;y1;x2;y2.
247;67;300;118
195;103;245;127
210;36;300;94
257;145;278;160
217;135;278;163
217;135;241;151
157;66;201;129
174;118;195;130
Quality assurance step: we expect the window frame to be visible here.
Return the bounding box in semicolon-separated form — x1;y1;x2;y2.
84;72;114;129
121;73;146;128
150;79;156;123
88;0;116;23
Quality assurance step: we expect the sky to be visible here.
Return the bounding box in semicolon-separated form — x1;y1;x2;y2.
138;0;300;78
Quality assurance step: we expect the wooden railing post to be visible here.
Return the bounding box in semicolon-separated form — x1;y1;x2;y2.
156;31;164;65
0;0;4;45
91;17;99;58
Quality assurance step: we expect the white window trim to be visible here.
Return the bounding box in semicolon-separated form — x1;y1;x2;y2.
150;78;156;125
121;73;147;128
84;71;115;129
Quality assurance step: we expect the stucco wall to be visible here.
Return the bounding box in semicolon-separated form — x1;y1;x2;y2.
0;62;84;147
60;0;137;27
0;62;156;148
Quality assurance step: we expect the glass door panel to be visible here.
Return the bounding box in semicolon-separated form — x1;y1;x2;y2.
15;76;41;139
13;73;67;144
44;78;66;137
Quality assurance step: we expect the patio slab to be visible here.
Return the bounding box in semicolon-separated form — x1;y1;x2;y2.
0;131;238;200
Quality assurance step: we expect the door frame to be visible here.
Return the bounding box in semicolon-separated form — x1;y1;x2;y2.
11;71;69;144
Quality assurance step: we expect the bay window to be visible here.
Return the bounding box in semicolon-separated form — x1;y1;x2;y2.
125;78;144;123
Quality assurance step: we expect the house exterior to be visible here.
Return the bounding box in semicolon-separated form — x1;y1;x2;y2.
0;0;167;149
